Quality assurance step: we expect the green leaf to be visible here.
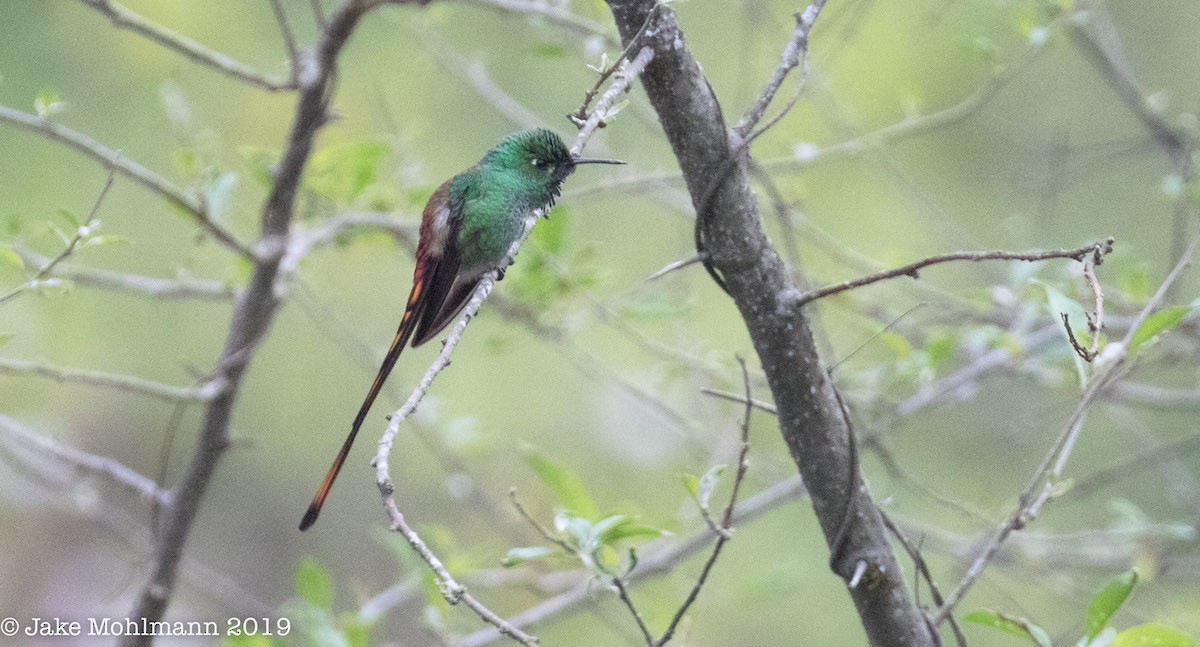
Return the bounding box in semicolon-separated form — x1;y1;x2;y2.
0;334;13;347
595;517;666;544
525;449;597;519
501;546;552;567
1087;569;1139;638
625;547;639;576
307;141;389;203
1130;306;1193;349
964;609;1052;647
533;205;568;253
172;147;202;180
554;511;594;553
57;209;79;228
239;145;279;189
681;473;700;497
879;330;913;359
924;329;959;371
34;87;67;118
0;245;25;271
338;611;371;647
294;558;334;609
1117;263;1153;302
529;41;567;58
1113;623;1195;647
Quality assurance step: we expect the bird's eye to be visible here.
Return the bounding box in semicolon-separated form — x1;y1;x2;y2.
530;158;542;167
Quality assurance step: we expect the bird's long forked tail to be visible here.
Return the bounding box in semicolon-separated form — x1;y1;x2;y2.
299;284;425;531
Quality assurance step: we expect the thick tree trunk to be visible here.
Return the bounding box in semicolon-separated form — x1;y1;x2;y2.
604;2;937;645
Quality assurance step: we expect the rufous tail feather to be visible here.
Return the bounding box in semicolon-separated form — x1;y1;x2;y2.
299;280;426;530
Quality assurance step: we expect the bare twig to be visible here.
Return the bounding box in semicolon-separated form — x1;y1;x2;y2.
734;1;827;137
699;388;778;414
880;511;965;647
690;0;827;291
0;167;115;305
930;237;1199;626
0;357;214;403
1062;243;1109;361
569;46;655;143
414;22;546;130
456;0;612;39
269;0;302;84
509;488;572;553
794;239;1114;307
645;254;704;281
613;575;654;646
570;4;660;125
13;248;235;301
654;357;754;646
0;413;171;506
77;0;296;91
0;103;253;258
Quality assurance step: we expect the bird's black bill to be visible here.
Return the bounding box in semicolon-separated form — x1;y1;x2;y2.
572;157;626;165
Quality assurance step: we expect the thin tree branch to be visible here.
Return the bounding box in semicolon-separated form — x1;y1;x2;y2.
930;237;1199;626
653;357;754;646
415;21;546;130
570;5;660;125
880;512;964;647
0;357;214;403
794;239;1114;307
1062;243;1109;361
456;0;612;39
13;248;235;301
734;1;826;137
0;167;115;305
509;488;573;553
570;46;655;143
0;413;172;506
76;0;296;91
0;103;254;258
269;0;303;84
612;575;654;646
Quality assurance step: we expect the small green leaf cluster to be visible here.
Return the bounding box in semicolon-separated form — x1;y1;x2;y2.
503;450;666;579
966;569;1195;647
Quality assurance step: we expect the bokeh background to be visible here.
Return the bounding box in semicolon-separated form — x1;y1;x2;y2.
1;0;1198;645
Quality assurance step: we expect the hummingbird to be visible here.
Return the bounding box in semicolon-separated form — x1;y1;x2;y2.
300;129;623;530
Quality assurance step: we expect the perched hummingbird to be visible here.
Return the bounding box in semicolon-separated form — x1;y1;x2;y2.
300;129;623;530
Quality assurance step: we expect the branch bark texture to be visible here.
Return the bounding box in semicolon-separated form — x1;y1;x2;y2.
603;2;934;645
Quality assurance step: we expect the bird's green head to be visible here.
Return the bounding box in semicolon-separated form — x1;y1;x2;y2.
481;129;623;204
